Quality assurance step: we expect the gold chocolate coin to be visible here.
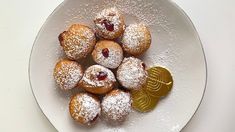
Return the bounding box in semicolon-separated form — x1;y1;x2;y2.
131;88;160;112
130;66;173;113
145;67;173;98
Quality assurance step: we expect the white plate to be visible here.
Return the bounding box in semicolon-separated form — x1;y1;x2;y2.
29;0;207;131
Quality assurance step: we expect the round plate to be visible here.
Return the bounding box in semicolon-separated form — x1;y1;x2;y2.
29;0;207;131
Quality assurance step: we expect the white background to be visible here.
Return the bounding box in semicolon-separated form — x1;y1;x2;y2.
0;0;234;131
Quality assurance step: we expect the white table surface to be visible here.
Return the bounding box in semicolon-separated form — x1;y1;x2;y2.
0;0;234;131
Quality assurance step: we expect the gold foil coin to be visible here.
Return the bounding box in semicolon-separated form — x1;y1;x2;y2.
131;88;159;112
145;67;173;98
130;66;173;112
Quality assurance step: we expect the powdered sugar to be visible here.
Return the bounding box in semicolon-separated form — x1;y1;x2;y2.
80;65;116;87
54;60;83;90
96;48;123;69
117;57;148;90
101;90;132;122
94;7;124;38
61;25;96;60
121;23;151;53
92;41;123;69
71;93;101;125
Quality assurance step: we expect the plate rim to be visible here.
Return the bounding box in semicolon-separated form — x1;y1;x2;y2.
28;0;208;131
167;0;208;131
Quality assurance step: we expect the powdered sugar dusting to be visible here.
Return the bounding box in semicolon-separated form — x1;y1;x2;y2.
81;65;116;87
122;23;150;51
54;60;83;90
64;0;176;39
96;48;123;69
94;7;124;38
101;90;132;122
101;0;161;26
71;93;101;125
61;25;96;60
117;57;148;90
93;41;123;69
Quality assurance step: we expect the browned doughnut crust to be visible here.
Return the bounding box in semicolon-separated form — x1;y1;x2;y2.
53;59;83;90
58;24;96;60
121;24;151;56
69;93;101;125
